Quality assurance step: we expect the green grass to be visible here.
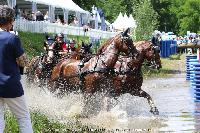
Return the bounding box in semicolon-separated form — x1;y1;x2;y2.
143;53;186;78
18;32;98;57
4;110;104;133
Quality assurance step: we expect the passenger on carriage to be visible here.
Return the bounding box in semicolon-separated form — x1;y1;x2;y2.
67;39;77;53
52;33;67;63
43;34;54;51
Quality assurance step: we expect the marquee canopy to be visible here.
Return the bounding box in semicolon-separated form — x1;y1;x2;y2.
112;12;137;30
25;0;89;14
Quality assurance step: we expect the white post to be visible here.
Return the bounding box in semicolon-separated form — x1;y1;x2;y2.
197;48;199;62
49;5;55;23
32;1;37;13
63;9;69;24
75;12;81;27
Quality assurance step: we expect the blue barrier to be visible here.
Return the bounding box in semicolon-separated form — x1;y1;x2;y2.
160;40;177;58
190;62;200;102
186;55;197;80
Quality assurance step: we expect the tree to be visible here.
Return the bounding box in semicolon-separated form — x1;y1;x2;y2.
150;0;172;32
134;0;159;41
73;0;97;11
96;0;126;23
178;0;200;35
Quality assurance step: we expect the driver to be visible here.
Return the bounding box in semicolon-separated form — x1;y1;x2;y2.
52;33;67;63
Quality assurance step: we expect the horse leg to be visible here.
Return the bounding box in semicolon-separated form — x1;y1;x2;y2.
132;89;159;115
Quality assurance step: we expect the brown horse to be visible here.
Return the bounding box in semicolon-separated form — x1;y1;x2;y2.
49;29;135;93
25;42;88;86
108;40;162;115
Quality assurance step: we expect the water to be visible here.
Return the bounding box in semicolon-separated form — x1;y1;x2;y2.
22;73;199;132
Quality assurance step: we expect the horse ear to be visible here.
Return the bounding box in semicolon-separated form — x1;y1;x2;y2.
89;43;92;47
122;28;130;37
82;42;85;47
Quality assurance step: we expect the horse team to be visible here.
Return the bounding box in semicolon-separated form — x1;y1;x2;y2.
26;28;162;115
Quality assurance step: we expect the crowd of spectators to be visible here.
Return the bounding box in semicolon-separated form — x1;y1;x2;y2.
13;4;113;33
176;34;200;46
14;5;83;26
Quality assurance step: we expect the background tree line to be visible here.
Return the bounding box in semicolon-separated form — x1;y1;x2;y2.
73;0;200;41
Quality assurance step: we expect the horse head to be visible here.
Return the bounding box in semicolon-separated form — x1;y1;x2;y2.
137;41;162;69
81;42;93;55
46;45;54;63
97;28;135;56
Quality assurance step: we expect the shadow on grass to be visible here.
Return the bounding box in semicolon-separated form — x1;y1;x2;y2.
159;69;183;74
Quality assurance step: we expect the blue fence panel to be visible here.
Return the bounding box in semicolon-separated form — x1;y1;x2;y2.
160;40;177;58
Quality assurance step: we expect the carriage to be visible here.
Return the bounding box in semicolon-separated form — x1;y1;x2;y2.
26;28;162;116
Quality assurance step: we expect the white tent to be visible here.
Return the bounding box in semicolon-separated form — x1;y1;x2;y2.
123;13;129;29
112;12;137;30
128;14;137;28
25;0;89;14
112;12;124;30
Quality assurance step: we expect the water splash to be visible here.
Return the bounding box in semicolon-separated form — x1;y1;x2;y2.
21;73;196;132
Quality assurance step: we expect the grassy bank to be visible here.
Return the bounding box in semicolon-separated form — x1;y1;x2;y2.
143;53;186;78
19;32;90;58
5;110;104;133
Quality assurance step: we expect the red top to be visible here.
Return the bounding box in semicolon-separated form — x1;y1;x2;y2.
62;42;67;51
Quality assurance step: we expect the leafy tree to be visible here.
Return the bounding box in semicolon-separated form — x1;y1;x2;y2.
169;0;187;35
150;0;172;32
96;0;126;23
73;0;97;11
134;0;159;41
121;0;141;16
178;0;200;35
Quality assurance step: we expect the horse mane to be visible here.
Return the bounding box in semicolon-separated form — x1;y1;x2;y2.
134;41;151;51
96;37;114;55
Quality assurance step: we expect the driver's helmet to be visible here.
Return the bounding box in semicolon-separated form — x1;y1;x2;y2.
56;33;64;38
154;30;161;37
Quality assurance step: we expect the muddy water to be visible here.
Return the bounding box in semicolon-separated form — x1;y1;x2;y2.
22;73;199;132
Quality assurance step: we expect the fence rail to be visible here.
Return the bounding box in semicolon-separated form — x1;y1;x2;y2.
13;19;117;39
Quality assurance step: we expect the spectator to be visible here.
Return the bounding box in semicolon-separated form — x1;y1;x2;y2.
68;39;77;53
0;5;33;133
44;11;49;21
55;17;62;25
151;30;161;54
36;11;44;21
31;12;36;21
14;5;20;19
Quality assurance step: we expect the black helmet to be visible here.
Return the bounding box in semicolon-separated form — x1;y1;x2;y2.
56;33;64;38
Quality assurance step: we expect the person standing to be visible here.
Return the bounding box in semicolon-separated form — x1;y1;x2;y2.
151;30;161;53
0;5;33;133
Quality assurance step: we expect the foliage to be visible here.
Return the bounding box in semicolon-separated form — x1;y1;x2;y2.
150;0;172;32
73;0;97;11
134;0;159;41
96;0;126;23
178;0;200;35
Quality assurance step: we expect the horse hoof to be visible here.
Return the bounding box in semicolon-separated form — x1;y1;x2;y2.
150;107;159;115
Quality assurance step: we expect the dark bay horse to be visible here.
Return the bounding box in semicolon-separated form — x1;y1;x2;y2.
49;29;135;93
109;40;162;115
